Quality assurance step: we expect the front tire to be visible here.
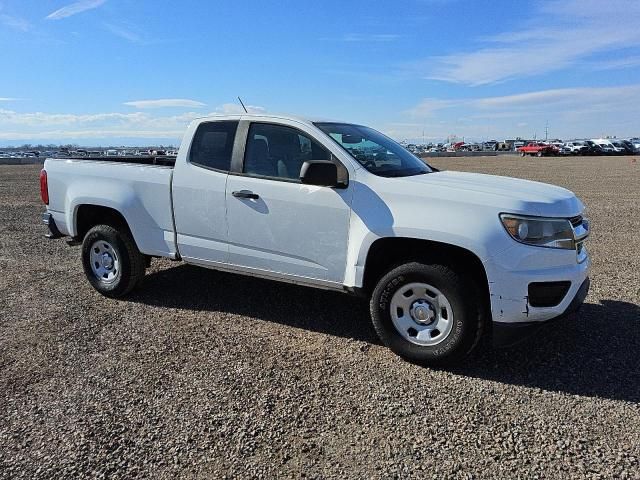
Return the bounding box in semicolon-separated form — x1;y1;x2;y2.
81;224;146;298
370;263;483;365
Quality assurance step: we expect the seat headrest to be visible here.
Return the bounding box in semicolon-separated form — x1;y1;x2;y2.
270;134;299;156
250;138;269;157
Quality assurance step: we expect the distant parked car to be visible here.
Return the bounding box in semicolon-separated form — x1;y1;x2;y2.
583;141;606;156
551;142;571;155
517;142;559;157
611;140;635;155
563;142;588;155
609;143;626;155
591;139;619;155
622;140;639;154
482;141;497;151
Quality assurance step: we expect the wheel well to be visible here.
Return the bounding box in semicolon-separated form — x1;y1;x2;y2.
75;205;132;241
362;237;490;312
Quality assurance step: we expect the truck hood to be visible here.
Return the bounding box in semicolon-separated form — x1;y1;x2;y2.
391;170;583;217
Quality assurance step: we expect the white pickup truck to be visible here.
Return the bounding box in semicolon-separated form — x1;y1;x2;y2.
41;114;590;364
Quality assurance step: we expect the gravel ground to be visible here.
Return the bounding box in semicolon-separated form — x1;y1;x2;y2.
1;156;639;479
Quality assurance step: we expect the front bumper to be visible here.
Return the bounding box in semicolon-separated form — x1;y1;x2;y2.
485;240;590;325
493;277;590;347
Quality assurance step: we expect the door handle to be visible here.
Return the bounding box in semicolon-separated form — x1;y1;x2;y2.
232;190;259;200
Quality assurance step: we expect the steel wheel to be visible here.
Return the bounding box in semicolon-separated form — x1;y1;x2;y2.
89;240;120;284
389;282;454;346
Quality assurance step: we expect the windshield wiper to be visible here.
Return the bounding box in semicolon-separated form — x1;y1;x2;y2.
380;169;430;178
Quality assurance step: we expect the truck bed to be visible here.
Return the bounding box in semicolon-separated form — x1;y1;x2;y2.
44;157;177;258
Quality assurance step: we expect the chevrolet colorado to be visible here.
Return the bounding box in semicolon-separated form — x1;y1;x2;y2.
41;114;590;364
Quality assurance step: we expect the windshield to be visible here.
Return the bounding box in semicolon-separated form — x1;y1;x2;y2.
315;122;432;177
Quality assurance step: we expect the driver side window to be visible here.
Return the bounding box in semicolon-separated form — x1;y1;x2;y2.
243;123;330;181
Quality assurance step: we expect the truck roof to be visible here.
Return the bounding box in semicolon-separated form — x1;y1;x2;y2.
192;113;345;127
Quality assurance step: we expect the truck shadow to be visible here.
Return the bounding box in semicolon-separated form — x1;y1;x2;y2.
456;299;640;403
131;264;639;403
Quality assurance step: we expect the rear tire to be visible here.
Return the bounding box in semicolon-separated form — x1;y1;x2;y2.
81;224;146;298
370;262;483;365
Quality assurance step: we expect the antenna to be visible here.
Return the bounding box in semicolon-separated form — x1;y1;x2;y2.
237;96;248;113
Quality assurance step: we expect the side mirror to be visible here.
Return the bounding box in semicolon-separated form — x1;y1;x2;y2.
300;160;342;188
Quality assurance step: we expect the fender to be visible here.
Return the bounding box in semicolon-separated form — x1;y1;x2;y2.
342;177;511;288
54;161;176;258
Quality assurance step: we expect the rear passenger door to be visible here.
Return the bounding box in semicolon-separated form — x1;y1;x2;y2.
172;120;238;265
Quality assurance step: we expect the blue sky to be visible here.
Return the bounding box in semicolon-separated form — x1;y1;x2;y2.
1;0;639;146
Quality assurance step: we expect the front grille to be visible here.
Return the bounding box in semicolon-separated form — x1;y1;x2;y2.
569;215;583;227
528;281;571;307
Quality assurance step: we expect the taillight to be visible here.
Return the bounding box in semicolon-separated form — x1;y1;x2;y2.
40;169;49;205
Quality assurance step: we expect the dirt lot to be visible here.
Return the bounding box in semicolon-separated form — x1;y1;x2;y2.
1;156;639;479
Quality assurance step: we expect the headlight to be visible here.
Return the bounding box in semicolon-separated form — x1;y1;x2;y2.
500;214;575;249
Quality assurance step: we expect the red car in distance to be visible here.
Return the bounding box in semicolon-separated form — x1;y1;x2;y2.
517;142;560;157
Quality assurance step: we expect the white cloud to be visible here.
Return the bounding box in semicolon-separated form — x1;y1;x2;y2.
124;99;206;109
473;85;640;110
409;85;640;116
0;129;185;141
421;0;640;85
592;55;640;71
0;108;203;142
406;98;456;117
0;97;18;102
104;23;142;43
399;84;640;140
320;33;402;42
0;103;264;143
342;33;401;42
215;103;266;114
0;13;31;31
46;0;106;20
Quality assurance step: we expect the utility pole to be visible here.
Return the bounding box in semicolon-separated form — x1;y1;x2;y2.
545;121;549;141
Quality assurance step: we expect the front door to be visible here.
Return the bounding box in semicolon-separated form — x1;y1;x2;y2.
225;121;352;283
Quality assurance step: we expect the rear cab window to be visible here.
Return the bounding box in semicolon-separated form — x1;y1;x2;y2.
189;121;239;172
